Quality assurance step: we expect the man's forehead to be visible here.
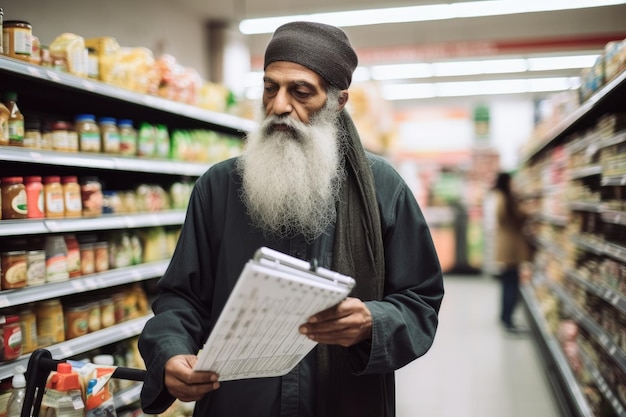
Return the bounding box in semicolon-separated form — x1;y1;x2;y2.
264;61;327;87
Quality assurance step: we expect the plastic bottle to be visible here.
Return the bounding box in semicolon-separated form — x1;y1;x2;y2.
41;362;84;417
3;92;24;147
7;365;26;417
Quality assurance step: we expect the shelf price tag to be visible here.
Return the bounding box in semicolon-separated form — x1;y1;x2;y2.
45;70;62;83
0;296;10;308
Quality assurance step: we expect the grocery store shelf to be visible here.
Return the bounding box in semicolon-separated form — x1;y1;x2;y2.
0;314;153;380
0;260;169;309
602;209;626;226
602;175;626;186
572;235;606;257
0;210;186;237
601;129;626;149
0;146;211;176
569;201;603;213
566;268;626;316
569;165;602;180
579;349;626;417
520;285;594;417
550;283;626;374
0;56;257;134
522;69;626;162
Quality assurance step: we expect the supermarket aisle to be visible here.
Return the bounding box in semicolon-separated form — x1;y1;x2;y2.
396;275;561;417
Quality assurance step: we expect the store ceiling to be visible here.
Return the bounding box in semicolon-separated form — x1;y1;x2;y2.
181;0;626;63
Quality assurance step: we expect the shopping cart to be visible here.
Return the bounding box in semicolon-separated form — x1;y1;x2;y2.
21;348;147;417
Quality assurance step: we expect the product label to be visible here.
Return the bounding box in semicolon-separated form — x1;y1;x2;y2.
45;190;64;214
7;327;22;349
120;133;137;155
64;190;82;212
8;120;24;141
11;189;27;215
103;132;120;153
80;132;100;152
26;252;46;286
52;131;69;151
4;261;26;285
0;118;8;144
5;27;32;55
45;254;69;282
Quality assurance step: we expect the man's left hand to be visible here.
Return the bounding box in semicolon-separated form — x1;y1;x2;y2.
299;297;372;347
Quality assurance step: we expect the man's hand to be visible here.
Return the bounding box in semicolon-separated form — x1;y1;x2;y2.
299;297;372;347
164;355;220;402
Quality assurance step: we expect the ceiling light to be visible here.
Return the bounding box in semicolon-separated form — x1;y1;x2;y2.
381;76;580;100
239;0;626;34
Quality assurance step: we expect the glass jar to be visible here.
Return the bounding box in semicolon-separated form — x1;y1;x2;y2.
36;298;65;345
1;176;27;219
1;250;27;290
51;121;70;152
99;117;120;154
61;176;82;218
66;122;78;152
23;118;42;149
1;315;23;360
80;177;103;217
24;176;44;218
75;114;101;153
43;176;65;218
44;235;69;283
118;119;137;156
2;20;32;62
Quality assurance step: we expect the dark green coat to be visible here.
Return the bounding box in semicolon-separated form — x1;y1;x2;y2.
138;153;444;416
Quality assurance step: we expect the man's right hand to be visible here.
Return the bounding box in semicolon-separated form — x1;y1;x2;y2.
164;354;220;402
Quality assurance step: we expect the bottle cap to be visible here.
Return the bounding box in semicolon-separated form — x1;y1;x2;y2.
12;365;25;388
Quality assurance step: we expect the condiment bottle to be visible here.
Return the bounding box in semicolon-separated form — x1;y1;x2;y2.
43;176;65;218
2;21;32;62
36;298;65;345
1;177;27;219
3;92;24;147
1;250;27;290
24;176;44;218
51;121;69;152
61;176;82;218
23;117;42;149
64;234;81;278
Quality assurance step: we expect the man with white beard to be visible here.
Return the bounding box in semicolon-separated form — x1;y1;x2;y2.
139;21;444;417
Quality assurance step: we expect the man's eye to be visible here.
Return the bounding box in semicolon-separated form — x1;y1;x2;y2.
294;90;310;98
264;85;278;94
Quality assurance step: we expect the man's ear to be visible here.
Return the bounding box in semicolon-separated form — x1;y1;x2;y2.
337;91;349;111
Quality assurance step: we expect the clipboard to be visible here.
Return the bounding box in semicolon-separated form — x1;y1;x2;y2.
193;247;355;380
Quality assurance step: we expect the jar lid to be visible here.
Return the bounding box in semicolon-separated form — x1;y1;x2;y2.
98;117;116;124
0;315;20;324
61;176;78;184
43;176;61;183
24;176;42;183
75;114;96;122
3;20;32;27
118;119;134;126
52;121;69;129
1;176;23;183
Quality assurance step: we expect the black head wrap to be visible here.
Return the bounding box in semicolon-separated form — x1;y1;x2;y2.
264;21;358;90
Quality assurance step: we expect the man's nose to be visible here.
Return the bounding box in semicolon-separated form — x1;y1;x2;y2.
271;89;293;116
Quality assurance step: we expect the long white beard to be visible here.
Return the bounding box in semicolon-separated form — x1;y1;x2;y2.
236;98;346;241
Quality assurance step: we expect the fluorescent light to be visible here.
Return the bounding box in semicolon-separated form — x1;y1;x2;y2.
381;77;580;100
239;0;626;34
368;54;599;80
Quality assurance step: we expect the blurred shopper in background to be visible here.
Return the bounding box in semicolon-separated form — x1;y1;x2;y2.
491;172;532;333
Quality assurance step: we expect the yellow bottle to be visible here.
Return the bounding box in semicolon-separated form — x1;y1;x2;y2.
3;92;24;147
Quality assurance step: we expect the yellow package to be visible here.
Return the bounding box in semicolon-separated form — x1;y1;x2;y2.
49;33;87;77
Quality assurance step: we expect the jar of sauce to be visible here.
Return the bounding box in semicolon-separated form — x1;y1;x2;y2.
2;20;32;62
24;176;44;219
61;176;82;218
43;176;65;218
1;176;27;219
1;250;27;290
51;121;69;152
36;298;65;345
0;315;23;360
99;117;120;154
80;177;103;217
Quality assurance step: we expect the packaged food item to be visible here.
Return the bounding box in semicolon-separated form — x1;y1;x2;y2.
44;236;69;283
98;117;120;154
43;176;65;218
66;123;78;152
1;250;27;290
49;33;86;77
2;21;32;62
41;362;83;417
75;114;100;152
61;176;82;218
26;249;46;286
30;35;41;65
0;315;22;360
23;118;42;149
118;119;137;156
64;234;81;278
79;243;95;275
137;122;156;157
94;242;109;272
51;121;69;152
24;176;44;218
86;48;99;79
3;92;24;147
155;124;171;159
1;177;27;219
18;305;37;354
36;299;65;345
0;102;9;146
80;177;103;217
64;303;88;339
99;297;115;328
85;300;101;332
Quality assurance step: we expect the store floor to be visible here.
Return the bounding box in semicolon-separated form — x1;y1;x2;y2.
395;274;561;417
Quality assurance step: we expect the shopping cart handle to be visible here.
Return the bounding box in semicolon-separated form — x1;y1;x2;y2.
22;348;147;417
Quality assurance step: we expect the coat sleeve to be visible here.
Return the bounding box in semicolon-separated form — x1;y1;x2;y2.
349;169;444;374
138;179;216;413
